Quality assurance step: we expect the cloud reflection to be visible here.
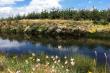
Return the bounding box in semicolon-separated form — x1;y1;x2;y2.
0;38;26;48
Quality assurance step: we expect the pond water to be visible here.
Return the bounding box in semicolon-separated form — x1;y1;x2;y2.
0;34;110;72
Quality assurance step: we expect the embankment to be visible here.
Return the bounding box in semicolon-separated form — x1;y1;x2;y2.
0;19;110;38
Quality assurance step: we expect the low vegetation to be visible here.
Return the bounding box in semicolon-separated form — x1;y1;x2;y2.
0;19;110;37
0;53;109;73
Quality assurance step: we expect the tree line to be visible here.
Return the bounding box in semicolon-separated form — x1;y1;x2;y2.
1;8;110;23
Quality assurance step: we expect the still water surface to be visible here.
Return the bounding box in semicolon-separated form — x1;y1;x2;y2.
0;34;110;67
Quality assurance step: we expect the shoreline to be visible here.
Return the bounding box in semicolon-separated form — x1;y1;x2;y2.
0;19;110;38
0;33;110;47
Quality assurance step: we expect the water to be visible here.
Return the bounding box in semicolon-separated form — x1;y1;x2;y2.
0;34;110;67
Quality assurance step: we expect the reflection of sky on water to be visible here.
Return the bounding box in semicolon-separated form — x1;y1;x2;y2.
0;38;110;66
0;38;27;48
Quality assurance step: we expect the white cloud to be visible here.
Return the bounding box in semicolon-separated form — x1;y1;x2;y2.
0;39;26;48
0;0;62;18
0;7;13;17
26;0;61;12
0;0;24;5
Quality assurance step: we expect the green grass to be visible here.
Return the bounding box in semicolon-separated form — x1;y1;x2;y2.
0;53;109;73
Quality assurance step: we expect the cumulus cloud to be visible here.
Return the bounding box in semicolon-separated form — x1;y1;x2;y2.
0;0;62;18
0;0;24;6
0;39;26;48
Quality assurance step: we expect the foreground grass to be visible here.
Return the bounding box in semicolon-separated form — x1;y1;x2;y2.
0;53;109;73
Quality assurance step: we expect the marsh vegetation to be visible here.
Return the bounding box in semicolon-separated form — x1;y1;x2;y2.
0;53;109;73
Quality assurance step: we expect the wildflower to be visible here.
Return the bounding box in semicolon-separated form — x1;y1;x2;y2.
46;55;49;59
88;71;92;73
54;60;57;64
62;65;64;68
65;60;68;65
33;58;35;61
52;69;55;72
71;61;75;66
36;58;40;62
32;67;36;71
25;60;29;64
66;69;69;72
64;56;67;59
51;56;54;59
53;58;55;61
55;55;58;59
58;45;62;49
32;53;35;56
70;58;74;62
52;65;55;69
58;59;60;63
16;70;21;73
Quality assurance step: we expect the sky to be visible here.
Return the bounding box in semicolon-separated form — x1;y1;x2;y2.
0;0;110;18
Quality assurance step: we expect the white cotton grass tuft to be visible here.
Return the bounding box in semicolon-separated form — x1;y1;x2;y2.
36;58;40;62
66;69;69;72
52;65;55;69
16;70;21;73
70;58;74;61
46;55;49;59
71;61;75;66
58;59;61;63
32;53;36;56
54;60;57;64
51;56;54;59
55;55;59;59
65;60;68;65
32;67;36;71
64;56;67;59
58;45;62;49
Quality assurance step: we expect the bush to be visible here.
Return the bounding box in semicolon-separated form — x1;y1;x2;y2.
93;19;109;25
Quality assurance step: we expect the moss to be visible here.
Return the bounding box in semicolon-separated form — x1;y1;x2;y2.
36;26;48;32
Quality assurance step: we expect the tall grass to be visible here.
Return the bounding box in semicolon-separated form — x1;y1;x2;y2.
0;53;109;73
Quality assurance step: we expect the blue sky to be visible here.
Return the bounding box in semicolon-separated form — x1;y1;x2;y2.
0;0;110;17
12;0;110;9
61;0;110;9
13;0;31;7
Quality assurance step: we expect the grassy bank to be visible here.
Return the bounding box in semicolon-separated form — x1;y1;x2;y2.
0;53;109;73
0;19;110;37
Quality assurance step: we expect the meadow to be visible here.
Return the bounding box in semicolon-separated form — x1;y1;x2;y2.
0;9;110;73
0;53;109;73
